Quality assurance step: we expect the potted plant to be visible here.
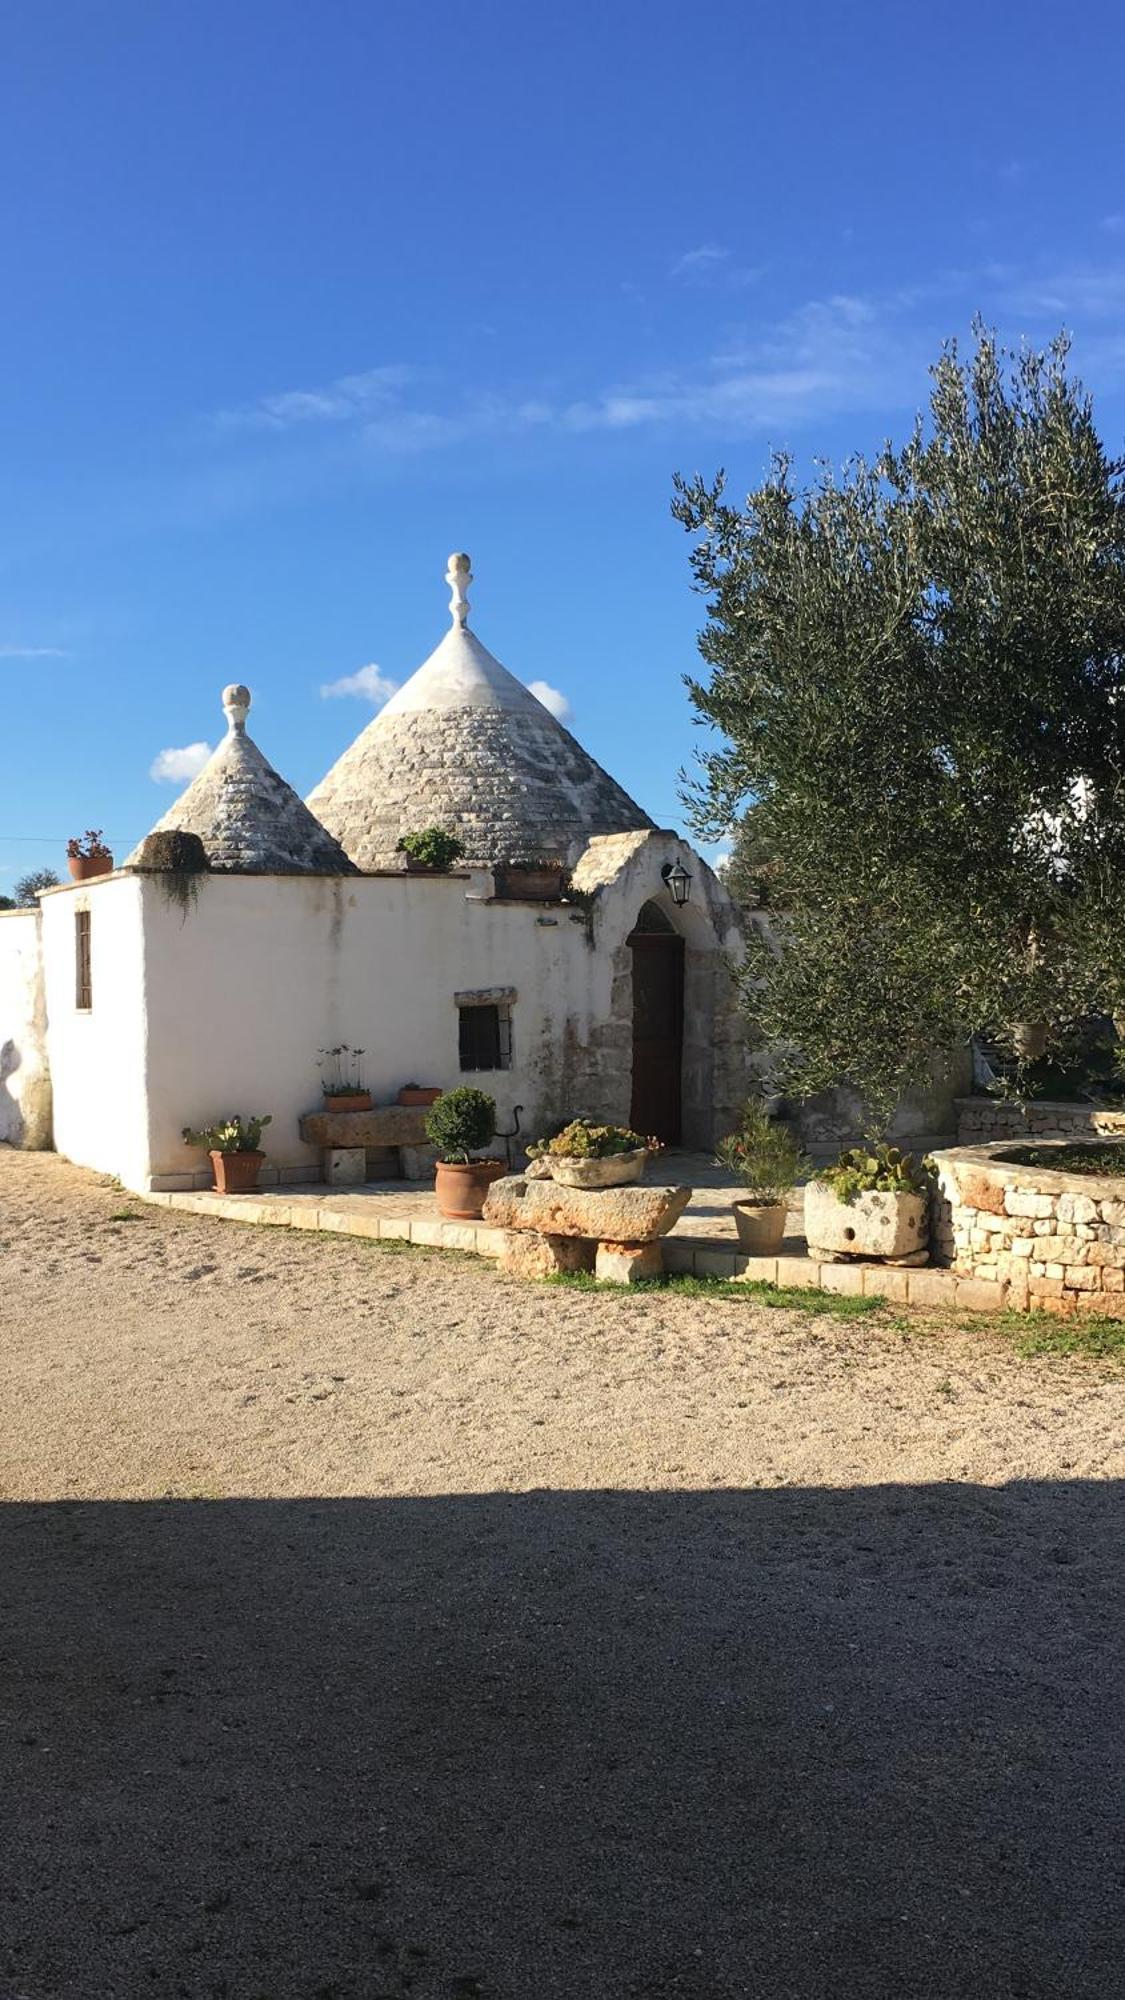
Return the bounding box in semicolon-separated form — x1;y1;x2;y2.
525;1118;659;1188
716;1101;809;1254
398;1081;443;1107
67;829;114;881
496;855;566;901
318;1044;372;1112
804;1144;931;1265
396;828;466;873
182;1113;272;1194
426;1086;505;1218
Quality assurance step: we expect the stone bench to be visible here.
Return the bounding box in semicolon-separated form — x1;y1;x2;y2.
483;1174;693;1282
298;1104;436;1185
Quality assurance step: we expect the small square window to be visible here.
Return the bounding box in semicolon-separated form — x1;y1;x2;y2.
458;1001;512;1072
75;909;92;1011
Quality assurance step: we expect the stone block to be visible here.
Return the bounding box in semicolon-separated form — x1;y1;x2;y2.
409;1218;448;1248
1011;1238;1035;1258
299;1103;430;1148
955;1278;1008;1313
819;1263;865;1296
732;1255;779;1286
661;1238;695;1274
437;1223;481;1252
400;1143;438;1182
1075;1288;1125;1315
1057;1192;1098;1226
483;1175;692;1242
1064;1264;1098;1291
775;1255;821;1288
473;1226;507;1258
907;1269;958;1308
862;1266;910;1301
1101;1266;1125;1291
595;1241;663;1284
1028;1275;1064;1298
498;1230;596;1279
1004;1190;1055;1219
326;1146;366;1187
694;1247;739;1281
805;1183;926;1261
376;1216;413;1241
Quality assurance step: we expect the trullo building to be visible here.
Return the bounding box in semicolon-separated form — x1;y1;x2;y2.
0;555;750;1191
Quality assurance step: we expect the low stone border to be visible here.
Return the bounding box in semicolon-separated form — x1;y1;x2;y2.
131;1183;1098;1315
931;1141;1125;1315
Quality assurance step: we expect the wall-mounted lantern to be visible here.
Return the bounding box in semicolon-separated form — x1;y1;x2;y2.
661;859;692;907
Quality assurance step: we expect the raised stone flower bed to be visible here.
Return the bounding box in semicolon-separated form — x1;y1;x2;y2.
930;1140;1125;1314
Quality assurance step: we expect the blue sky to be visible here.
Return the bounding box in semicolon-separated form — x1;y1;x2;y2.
4;0;1125;886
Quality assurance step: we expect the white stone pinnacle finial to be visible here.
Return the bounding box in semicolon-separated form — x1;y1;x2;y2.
446;551;472;629
222;683;251;733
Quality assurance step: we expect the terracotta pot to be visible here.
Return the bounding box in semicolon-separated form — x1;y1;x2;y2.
548;1148;649;1188
497;864;565;901
67;853;113;881
1011;1021;1049;1063
732;1199;788;1256
398;1086;442;1107
210;1149;264;1194
434;1157;507;1220
322;1091;372;1112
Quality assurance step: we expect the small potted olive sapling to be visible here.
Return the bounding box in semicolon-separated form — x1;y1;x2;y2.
804;1145;931;1266
716;1100;809;1256
426;1086;506;1219
182;1114;272;1194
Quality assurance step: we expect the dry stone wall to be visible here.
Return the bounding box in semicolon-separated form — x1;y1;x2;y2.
931;1143;1125;1313
956;1098;1125;1146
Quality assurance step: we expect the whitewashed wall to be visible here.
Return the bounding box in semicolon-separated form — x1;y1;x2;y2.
32;835;743;1193
0;907;51;1148
39;876;152;1187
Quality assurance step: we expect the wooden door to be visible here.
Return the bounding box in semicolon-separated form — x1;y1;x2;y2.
629;931;684;1143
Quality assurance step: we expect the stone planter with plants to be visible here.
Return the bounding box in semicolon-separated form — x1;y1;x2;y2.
182;1113;272;1194
716;1100;809;1256
317;1044;371;1112
496;856;566;901
804;1144;931;1266
67;828;114;881
525;1118;658;1188
426;1085;505;1218
396;828;466;874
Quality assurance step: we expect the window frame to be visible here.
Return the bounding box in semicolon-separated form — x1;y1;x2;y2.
75;908;93;1011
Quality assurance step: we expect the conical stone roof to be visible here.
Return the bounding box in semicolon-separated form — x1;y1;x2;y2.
127;685;356;874
306;554;654;869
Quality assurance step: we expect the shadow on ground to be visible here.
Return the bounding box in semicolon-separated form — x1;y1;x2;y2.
1;1482;1122;1999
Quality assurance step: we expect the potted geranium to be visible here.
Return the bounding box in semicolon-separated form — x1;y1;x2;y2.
398;1082;443;1107
804;1144;931;1265
318;1045;372;1112
716;1101;809;1255
182;1113;272;1194
426;1086;505;1218
67;829;114;881
397;828;466;873
526;1117;658;1188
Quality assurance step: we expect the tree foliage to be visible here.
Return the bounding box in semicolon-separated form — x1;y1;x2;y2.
14;869;60;905
675;328;1125;1128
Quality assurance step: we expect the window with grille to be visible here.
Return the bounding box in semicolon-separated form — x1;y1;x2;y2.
458;1000;512;1072
75;909;92;1010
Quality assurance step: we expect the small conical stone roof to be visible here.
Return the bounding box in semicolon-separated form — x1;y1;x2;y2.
127;685;356;874
306;553;654;868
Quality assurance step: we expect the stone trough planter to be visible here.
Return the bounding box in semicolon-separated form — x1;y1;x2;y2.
484;1173;692;1284
543;1148;649;1189
805;1182;929;1266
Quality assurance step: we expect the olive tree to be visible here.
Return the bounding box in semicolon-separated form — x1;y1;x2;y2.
675;329;1125;1127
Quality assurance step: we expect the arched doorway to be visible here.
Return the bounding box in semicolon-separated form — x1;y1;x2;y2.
628;901;684;1143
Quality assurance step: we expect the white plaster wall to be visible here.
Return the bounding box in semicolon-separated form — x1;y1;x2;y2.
139;873;606;1186
39;875;152;1187
0;908;52;1148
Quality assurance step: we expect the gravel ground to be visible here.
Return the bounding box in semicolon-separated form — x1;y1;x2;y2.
1;1147;1123;2000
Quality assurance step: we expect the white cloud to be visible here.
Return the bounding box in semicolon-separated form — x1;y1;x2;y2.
671;243;730;280
150;741;213;784
0;644;70;658
320;663;399;705
216;365;414;432
526;679;571;721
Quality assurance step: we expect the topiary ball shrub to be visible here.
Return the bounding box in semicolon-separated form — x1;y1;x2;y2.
425;1086;497;1163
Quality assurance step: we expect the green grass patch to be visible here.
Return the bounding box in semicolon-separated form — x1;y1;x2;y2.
107;1209;144;1223
543;1269;886;1318
964;1308;1125;1361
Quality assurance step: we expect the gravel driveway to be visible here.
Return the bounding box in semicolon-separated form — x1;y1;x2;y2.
1;1149;1123;1998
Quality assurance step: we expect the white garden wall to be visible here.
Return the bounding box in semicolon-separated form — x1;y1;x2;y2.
0;907;51;1148
39;875;152;1188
